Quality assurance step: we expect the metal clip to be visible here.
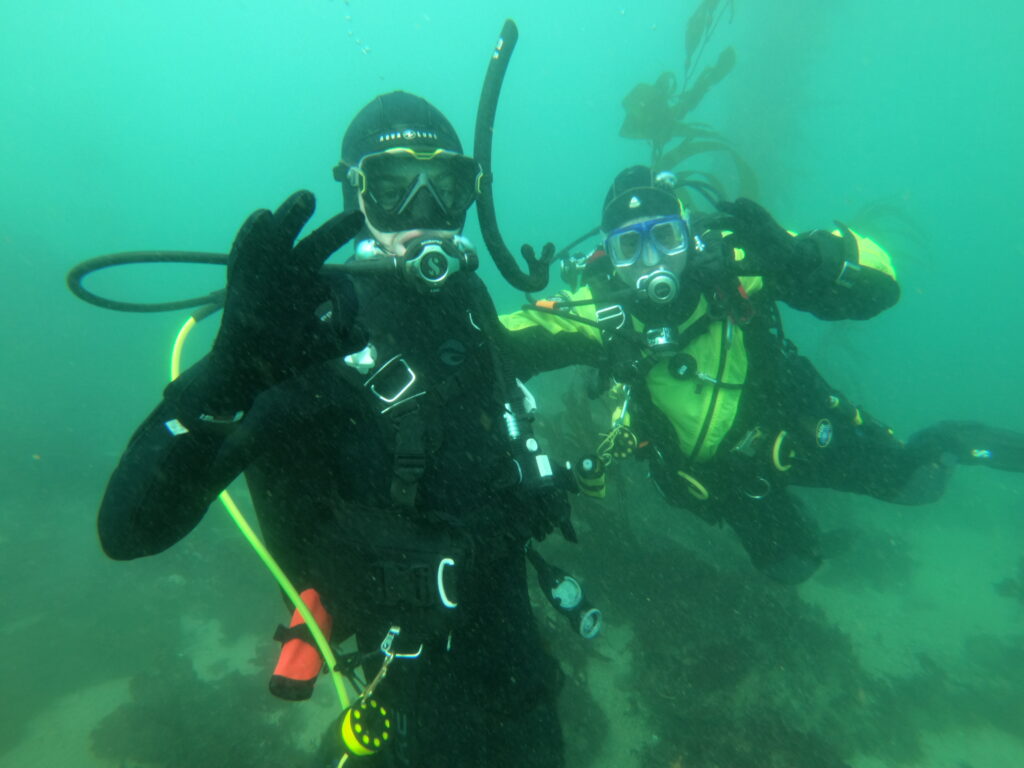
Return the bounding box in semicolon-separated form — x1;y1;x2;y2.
835;260;862;289
380;626;423;661
613;385;632;428
359;625;423;703
595;304;627;330
644;326;678;356
693;372;723;393
365;355;417;403
731;426;765;457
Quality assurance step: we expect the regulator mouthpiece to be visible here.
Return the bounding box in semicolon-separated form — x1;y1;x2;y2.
401;235;478;292
636;268;679;304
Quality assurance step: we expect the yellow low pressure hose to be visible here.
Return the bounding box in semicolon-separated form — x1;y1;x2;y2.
171;315;351;712
169;316;197;383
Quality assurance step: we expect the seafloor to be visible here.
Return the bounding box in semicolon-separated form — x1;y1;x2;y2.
1;388;1021;768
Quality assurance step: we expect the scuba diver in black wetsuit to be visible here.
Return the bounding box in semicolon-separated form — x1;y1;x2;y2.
502;165;1024;584
97;89;582;768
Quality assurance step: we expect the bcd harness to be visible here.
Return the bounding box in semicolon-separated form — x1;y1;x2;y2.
531;254;751;450
529;248;863;510
589;269;749;467
333;283;571;526
270;276;582;700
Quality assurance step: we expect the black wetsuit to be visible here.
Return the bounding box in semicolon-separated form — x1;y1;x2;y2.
99;271;564;768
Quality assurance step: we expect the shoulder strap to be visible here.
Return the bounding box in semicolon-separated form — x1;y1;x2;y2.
332;353;430;509
336;276;518;511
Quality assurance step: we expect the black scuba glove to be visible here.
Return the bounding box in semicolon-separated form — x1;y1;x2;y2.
175;191;365;417
710;198;822;277
711;197;861;284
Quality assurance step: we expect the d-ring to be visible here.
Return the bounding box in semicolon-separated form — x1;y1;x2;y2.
437;557;458;608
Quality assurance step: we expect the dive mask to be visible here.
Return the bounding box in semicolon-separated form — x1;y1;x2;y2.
606;215;690;304
605;215;689;268
347;148;482;232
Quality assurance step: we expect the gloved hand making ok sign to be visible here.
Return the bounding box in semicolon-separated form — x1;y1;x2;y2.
711;198;854;279
176;191;366;417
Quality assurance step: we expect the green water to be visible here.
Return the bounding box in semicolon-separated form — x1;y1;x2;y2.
1;1;1022;766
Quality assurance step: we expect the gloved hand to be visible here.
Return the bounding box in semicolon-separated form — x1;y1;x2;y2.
177;191;365;416
710;198;821;277
518;488;575;543
907;421;1024;473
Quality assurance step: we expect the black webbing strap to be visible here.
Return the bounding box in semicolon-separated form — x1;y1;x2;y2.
333;279;519;511
274;622;316;647
383;351;490;509
388;400;427;507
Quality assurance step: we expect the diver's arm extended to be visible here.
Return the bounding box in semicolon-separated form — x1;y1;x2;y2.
497;296;606;380
766;228;900;321
711;198;900;321
99;352;360;560
99;194;365;560
97;358;263;560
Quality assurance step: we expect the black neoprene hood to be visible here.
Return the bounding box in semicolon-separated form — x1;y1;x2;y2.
341;91;462;166
601;165;680;233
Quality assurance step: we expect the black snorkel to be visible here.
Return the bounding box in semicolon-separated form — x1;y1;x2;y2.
473;19;554;293
68;19;554;312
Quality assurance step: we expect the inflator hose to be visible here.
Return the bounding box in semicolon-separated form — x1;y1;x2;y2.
66;250;380;313
67;251;228;312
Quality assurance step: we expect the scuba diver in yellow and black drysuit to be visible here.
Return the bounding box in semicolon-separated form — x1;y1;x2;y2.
501;166;1024;584
96;89;588;768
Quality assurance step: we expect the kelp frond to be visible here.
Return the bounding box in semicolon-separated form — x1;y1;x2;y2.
619;0;754;206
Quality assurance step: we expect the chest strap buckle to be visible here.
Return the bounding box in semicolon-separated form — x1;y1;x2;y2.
595;304;627;331
366;355;417;404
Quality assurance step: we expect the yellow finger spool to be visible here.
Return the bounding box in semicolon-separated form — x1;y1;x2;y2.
341;699;392;758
